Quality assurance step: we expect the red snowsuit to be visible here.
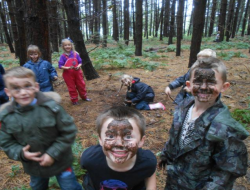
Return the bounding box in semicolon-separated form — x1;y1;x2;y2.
60;52;87;103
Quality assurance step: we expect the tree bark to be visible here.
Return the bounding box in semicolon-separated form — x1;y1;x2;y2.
168;0;176;45
112;0;119;41
124;0;129;45
231;0;242;38
62;0;99;80
0;3;15;53
102;0;107;47
6;0;19;57
144;0;148;39
218;0;227;42
241;0;250;36
14;0;26;65
208;0;217;37
48;0;59;52
159;0;164;41
176;0;184;56
204;0;210;37
93;0;100;44
188;0;207;68
163;0;170;37
135;0;142;56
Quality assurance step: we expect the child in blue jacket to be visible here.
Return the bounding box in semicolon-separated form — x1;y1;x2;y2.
23;45;58;92
0;64;9;105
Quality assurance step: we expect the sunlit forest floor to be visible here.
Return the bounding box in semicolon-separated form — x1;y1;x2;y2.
0;37;250;190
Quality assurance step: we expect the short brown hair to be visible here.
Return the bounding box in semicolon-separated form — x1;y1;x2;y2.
4;67;36;86
96;106;146;139
190;57;227;82
27;45;42;59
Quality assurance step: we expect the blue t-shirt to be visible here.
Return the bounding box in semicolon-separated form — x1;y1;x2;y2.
80;145;157;190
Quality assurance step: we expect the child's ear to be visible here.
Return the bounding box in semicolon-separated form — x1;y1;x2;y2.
4;88;11;97
34;82;40;92
186;81;191;90
138;136;145;148
221;82;230;92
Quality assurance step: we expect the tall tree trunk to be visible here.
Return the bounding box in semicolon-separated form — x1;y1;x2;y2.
0;3;14;53
187;5;193;36
88;0;93;38
119;1;123;38
188;0;207;68
48;0;59;52
14;0;26;65
102;0;107;47
163;0;170;37
225;0;235;41
247;13;250;35
132;0;136;44
144;0;148;39
25;0;50;62
135;0;142;56
6;0;19;57
176;0;184;56
204;0;210;37
62;0;99;80
112;0;119;41
183;0;188;35
124;0;129;45
85;0;89;40
218;0;227;42
168;0;176;45
149;0;153;36
62;6;69;37
231;0;242;38
159;0;164;41
154;0;159;37
93;0;100;44
208;0;217;37
241;0;250;36
236;0;245;34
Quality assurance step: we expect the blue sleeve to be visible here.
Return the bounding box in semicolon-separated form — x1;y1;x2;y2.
0;64;5;75
45;61;58;80
169;70;190;89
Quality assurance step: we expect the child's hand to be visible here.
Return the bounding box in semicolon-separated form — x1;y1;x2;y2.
22;145;42;162
53;76;58;81
183;86;191;93
157;160;166;170
165;87;172;96
125;99;132;103
39;153;55;167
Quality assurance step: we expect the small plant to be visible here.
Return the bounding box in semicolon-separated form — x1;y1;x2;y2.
231;109;250;129
9;164;21;177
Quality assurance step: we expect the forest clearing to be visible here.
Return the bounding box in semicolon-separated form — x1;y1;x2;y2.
0;37;250;189
0;0;250;189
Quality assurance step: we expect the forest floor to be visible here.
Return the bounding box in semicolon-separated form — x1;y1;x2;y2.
0;40;250;190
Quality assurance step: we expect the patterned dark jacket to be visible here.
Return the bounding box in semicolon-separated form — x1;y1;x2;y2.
168;70;191;104
160;97;249;190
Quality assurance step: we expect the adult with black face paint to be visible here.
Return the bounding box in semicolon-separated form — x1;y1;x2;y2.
80;106;157;190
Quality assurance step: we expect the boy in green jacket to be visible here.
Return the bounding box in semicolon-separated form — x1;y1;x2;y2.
0;67;82;190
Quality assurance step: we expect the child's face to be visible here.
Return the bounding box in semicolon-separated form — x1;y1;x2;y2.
5;77;39;107
186;68;230;104
29;52;39;62
63;42;72;53
99;118;145;164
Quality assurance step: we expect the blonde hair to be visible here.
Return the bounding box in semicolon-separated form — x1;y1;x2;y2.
4;67;36;85
197;49;216;59
27;45;41;59
190;57;227;82
61;38;75;53
120;74;133;83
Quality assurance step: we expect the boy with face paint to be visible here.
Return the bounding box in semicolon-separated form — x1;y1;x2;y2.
159;57;249;190
80;106;157;190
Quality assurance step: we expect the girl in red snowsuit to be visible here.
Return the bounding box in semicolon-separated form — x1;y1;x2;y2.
58;38;91;105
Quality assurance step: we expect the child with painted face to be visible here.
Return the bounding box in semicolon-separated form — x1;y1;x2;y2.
80;106;157;190
164;49;217;104
159;57;249;190
0;67;83;190
23;45;58;92
58;38;91;105
120;74;165;110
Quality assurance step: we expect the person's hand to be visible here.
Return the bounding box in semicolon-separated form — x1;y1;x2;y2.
158;160;167;171
183;86;191;93
39;153;55;167
165;86;171;96
53;76;58;81
75;65;81;70
22;145;42;162
125;99;132;103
